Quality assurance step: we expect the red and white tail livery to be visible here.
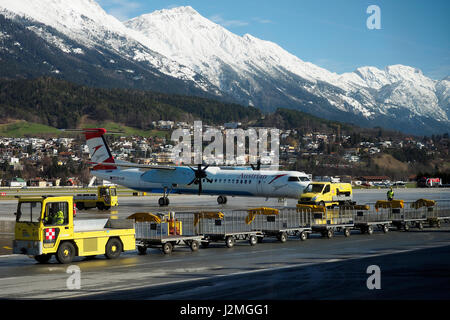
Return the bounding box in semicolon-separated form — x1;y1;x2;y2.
83;128;117;170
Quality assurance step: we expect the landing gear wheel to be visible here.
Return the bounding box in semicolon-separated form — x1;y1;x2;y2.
56;242;75;264
162;242;173;254
217;196;227;205
105;238;122;259
34;254;52;264
249;235;258;246
158;197;169;207
225;236;235;248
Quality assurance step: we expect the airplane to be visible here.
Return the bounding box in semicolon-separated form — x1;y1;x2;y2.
80;128;312;206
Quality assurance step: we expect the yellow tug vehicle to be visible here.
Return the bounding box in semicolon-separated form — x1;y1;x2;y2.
13;195;135;264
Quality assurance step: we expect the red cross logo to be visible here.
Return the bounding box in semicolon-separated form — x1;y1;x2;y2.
45;228;56;241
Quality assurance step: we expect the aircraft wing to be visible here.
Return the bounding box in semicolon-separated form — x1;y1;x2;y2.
87;161;176;171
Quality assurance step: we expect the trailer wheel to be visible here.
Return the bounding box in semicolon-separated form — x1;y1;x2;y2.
279;232;288;243
105;238;122;259
382;224;389;233
56;242;76;264
417;222;424;230
404;223;410;232
436;220;441;228
249;235;258;246
367;225;374;235
34;254;52;264
360;227;366;234
326;229;334;239
257;236;264;243
343;228;351;237
225;236;235;248
137;245;147;255
162;242;173;254
299;231;308;241
190;240;199;252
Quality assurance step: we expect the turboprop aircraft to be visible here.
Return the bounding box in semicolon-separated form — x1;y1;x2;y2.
80;128;311;206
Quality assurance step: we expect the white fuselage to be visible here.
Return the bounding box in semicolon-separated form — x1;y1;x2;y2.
92;166;310;199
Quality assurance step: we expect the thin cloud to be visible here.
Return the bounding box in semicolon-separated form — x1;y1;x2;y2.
253;17;273;24
98;0;142;21
210;14;249;28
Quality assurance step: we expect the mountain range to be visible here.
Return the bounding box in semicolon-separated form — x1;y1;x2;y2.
0;0;449;135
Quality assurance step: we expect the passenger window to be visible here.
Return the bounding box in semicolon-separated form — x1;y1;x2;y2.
323;185;331;194
43;202;68;226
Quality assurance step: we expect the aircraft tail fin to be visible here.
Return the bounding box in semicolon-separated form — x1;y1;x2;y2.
83;128;117;170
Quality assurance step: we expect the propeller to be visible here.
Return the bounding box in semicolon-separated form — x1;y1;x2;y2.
250;159;262;171
187;164;213;195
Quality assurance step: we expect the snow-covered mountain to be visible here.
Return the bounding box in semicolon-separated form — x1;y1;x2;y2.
0;1;449;135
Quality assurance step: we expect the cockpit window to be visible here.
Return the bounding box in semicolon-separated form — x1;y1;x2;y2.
299;177;310;182
288;176;300;182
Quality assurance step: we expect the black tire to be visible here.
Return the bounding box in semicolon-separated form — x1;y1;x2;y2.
436;220;441;228
217;196;224;204
105;206;111;211
367;225;374;235
56;242;76;264
382;224;389;233
165;198;170;206
319;201;326;207
34;254;52;264
96;202;105;210
299;231;308;241
137;246;147;255
249;235;258;246
279;232;288;243
105;238;122;259
190;240;199;252
360;227;366;234
225;236;235;248
76;202;84;210
344;228;351;237
158;197;166;206
326;229;334;239
257;236;264;243
417;222;423;230
404;223;410;232
162;242;173;254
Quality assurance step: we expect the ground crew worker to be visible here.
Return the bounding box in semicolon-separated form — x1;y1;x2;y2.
44;207;64;225
387;187;394;201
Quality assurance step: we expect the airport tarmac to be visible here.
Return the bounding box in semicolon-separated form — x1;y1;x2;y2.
0;188;449;300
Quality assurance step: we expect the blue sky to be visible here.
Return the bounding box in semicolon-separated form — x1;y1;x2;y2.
97;0;450;79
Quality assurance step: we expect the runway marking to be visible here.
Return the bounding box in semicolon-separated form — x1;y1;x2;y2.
59;241;450;300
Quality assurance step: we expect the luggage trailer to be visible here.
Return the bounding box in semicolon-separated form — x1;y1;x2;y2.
134;214;203;254
311;208;355;238
250;207;313;243
194;210;264;248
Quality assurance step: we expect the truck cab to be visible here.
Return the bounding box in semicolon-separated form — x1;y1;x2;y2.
13;196;135;264
74;185;118;210
298;182;354;208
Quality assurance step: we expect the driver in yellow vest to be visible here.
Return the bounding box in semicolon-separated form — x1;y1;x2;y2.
44;207;64;225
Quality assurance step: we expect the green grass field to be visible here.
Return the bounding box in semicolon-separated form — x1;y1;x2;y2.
0;121;61;137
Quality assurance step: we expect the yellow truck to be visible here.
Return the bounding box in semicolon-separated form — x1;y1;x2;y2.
13;195;135;264
74;185;118;211
299;182;354;208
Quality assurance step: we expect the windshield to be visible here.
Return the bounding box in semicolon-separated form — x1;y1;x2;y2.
303;184;324;193
16;202;42;223
110;188;116;196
